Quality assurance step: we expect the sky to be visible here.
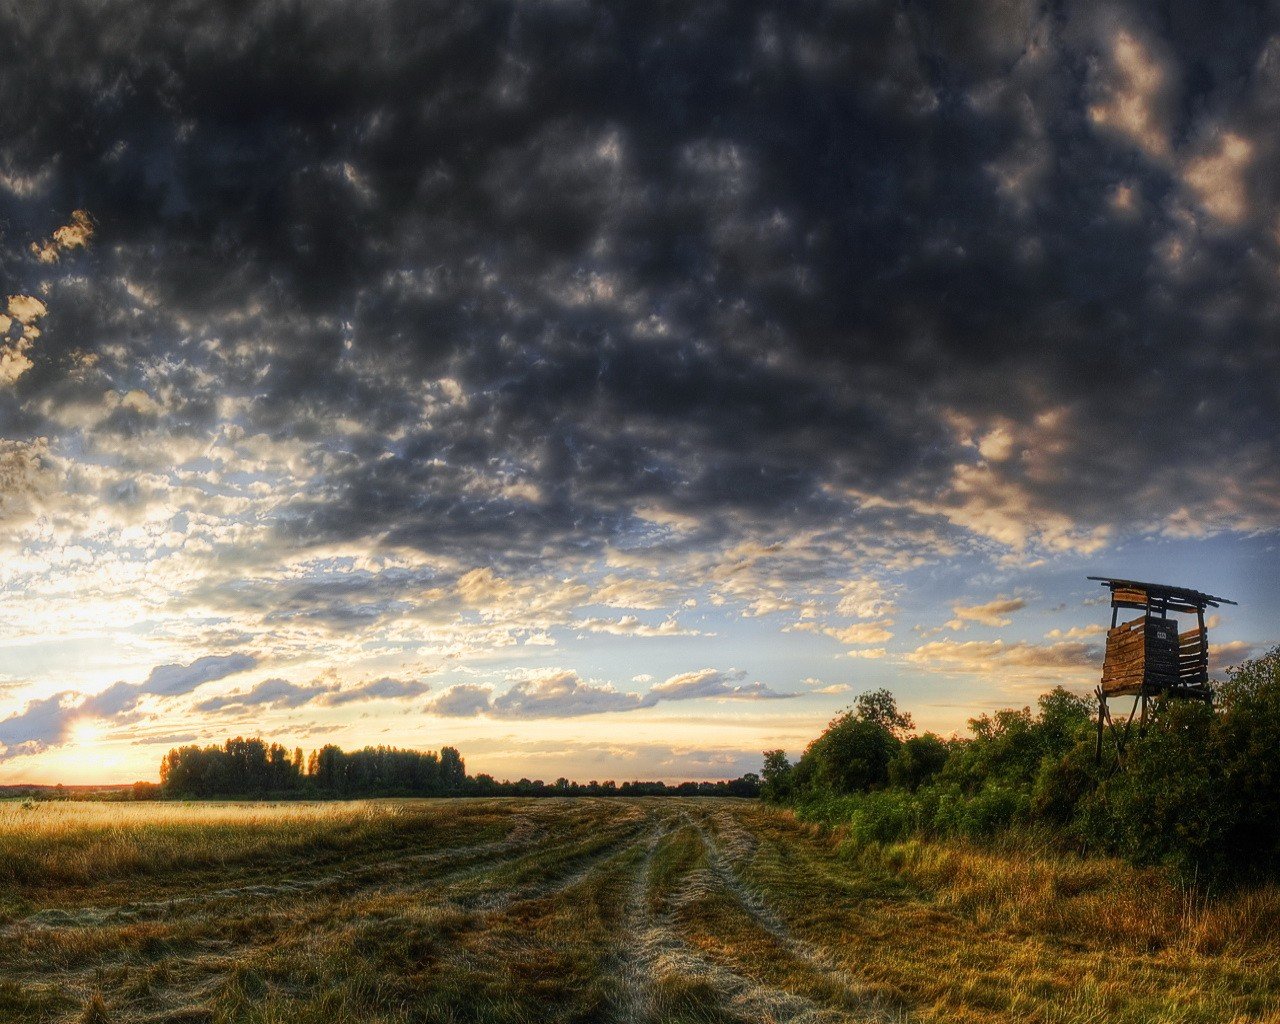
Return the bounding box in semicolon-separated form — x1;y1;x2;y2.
1;1;1277;785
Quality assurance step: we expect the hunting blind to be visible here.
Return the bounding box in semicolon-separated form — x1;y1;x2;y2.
1089;576;1235;766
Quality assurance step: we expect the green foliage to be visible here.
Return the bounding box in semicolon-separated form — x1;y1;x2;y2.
796;712;898;796
788;688;915;799
798;781;1034;845
887;733;949;791
760;749;794;804
944;688;1093;792
773;652;1280;880
1078;699;1224;874
853;688;915;738
1214;647;1280;868
1075;647;1280;878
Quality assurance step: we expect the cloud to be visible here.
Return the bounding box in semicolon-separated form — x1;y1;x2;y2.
826;621;895;645
29;209;94;263
1046;624;1106;640
1211;640;1256;674
0;0;1278;774
1;294;50;385
1;0;1273;600
0;440;52;525
0;693;79;760
836;579;897;620
82;653;259;718
427;666;790;720
6;295;47;325
197;673;433;713
1086;26;1176;160
1182;130;1253;225
0;654;257;761
141;654;259;699
195;677;335;714
323;677;432;705
426;684;495;718
802;676;853;694
571;615;702;638
906;638;1099;680
491;671;648;719
945;596;1027;630
647;668;790;702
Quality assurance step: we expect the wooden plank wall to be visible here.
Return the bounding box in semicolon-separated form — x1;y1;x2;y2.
1179;626;1208;687
1101;616;1147;696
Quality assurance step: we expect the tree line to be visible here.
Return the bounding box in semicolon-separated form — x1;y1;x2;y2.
159;738;760;799
761;646;1280;881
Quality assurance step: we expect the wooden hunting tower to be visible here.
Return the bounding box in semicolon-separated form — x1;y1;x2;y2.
1088;576;1236;765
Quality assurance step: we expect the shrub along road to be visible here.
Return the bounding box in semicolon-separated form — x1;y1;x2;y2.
0;797;1277;1023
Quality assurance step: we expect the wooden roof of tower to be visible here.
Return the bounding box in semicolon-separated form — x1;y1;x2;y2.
1086;577;1236;613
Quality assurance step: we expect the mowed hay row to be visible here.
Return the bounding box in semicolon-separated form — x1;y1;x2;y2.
3;799;1280;1024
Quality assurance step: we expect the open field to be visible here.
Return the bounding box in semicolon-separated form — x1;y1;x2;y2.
2;799;1279;1023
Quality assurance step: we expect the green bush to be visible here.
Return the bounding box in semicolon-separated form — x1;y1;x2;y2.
1076;648;1280;878
773;653;1280;880
793;690;911;798
888;733;950;791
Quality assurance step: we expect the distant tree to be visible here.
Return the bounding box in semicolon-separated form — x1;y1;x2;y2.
854;688;915;738
796;710;900;796
159;737;764;801
439;746;466;793
760;750;794;803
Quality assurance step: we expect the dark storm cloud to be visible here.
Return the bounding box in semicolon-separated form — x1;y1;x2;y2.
3;0;1278;572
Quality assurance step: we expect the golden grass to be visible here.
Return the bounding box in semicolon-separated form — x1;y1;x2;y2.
1;798;1278;1023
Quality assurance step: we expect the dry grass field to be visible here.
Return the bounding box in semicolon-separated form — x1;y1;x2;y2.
2;797;1279;1023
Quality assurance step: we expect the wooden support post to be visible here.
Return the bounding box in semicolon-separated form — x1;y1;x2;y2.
1123;694;1140;745
1103;701;1127;771
1095;688;1105;765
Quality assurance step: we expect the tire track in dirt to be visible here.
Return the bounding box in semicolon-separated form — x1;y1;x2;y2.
692;805;900;1022
1;800;893;1024
436;811;652;915
611;810;850;1024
